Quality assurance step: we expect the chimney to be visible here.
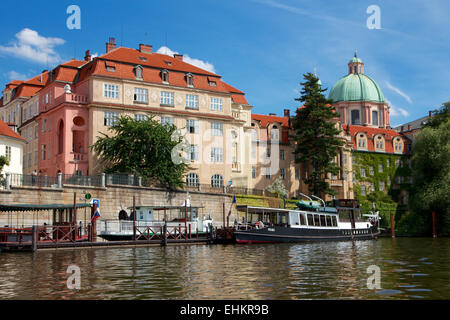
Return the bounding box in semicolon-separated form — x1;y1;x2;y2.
84;50;92;62
139;44;153;54
401;126;404;132
429;111;433;117
284;109;290;118
174;54;183;61
269;113;276;116
106;37;116;53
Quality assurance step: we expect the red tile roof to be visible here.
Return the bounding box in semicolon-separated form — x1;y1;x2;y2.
251;113;290;128
343;125;409;154
0;119;25;141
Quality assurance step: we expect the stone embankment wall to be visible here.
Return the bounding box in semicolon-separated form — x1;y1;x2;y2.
0;185;233;227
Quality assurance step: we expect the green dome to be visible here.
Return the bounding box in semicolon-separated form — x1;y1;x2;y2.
328;73;385;103
349;57;363;63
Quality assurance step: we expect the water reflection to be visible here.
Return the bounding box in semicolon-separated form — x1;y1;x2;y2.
0;238;449;300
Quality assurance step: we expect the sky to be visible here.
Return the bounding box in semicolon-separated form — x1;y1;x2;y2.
0;0;449;126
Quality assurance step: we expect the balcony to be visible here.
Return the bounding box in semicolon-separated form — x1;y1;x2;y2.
232;162;241;172
45;93;88;112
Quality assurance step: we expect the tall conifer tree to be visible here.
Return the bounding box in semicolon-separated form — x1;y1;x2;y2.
292;73;344;197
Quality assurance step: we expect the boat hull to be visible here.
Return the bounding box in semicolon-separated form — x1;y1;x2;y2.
235;226;380;243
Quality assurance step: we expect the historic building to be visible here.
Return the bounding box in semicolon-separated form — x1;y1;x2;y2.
0;119;25;175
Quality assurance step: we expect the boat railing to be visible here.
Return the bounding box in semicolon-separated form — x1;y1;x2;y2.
99;219;201;235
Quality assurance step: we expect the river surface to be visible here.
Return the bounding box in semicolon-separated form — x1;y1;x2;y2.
0;238;449;300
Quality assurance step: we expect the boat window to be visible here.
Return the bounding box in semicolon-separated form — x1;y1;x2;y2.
326;216;332;227
299;214;306;225
289;212;300;226
314;215;321;227
332;216;337;227
320;215;326;227
307;214;314;226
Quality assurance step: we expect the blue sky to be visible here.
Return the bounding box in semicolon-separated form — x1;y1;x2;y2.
1;0;449;126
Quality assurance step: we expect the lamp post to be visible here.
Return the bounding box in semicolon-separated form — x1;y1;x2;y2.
73;155;78;176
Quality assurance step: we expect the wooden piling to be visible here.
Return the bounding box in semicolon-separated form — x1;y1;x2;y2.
390;213;395;238
185;202;187;242
73;192;77;241
133;196;136;241
31;226;38;252
432;211;437;238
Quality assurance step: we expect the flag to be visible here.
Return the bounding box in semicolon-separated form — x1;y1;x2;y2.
91;208;101;222
227;195;236;217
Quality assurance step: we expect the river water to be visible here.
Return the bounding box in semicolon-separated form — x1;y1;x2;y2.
0;238;449;300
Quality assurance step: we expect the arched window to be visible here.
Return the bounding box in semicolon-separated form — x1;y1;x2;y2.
357;133;367;150
57;120;64;154
394;137;403;153
186;73;194;86
211;174;223;188
372;110;378;126
134;66;143;79
161;69;169;83
186;173;199;187
375;135;384;151
351;110;360;125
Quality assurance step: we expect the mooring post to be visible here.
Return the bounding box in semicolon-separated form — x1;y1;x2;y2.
162;221;167;246
31;225;38;252
92;203;97;242
185;202;187;242
189;224;191;239
390;213;395;238
73;192;77;241
133;196;136;241
432;211;437;238
223;203;225;229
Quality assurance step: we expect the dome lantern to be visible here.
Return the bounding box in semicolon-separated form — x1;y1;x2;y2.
348;49;364;74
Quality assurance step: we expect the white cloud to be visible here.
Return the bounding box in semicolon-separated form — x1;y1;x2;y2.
0;28;65;65
5;70;27;81
387;99;409;117
156;46;216;73
385;81;412;104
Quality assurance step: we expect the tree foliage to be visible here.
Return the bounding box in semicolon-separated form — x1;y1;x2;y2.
266;177;288;198
409;117;450;235
424;101;450;129
0;155;10;186
292;73;344;197
92;116;189;189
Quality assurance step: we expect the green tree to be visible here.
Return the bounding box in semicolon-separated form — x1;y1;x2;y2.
0;155;9;186
409;118;450;235
266;177;288;198
424;101;450;128
292;73;344;197
92;116;190;189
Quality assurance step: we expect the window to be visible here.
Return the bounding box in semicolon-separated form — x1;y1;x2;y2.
358;135;367;149
372;110;378;126
160;91;174;106
42;119;46;132
34;150;38;165
252;166;256;179
361;168;366;177
161;116;174;126
5;146;11;162
161;70;169;83
211;122;223;136
307;214;314;226
351;110;360;125
34;125;38;139
326;216;332;227
266;148;271;158
295;168;300;180
186;173;199;187
186;73;194;87
332;216;337;227
211;174;223;188
387;159;390;167
361;185;366;196
395;159;400;167
251;144;256;159
185;94;199;110
320;215;326;227
370;183;375;192
41;144;46;161
280;149;285;160
186;119;199;134
104;111;119;126
189;145;199;161
379;181;385;191
28;153;31;168
35;101;39;116
369;166;374;175
314;215;321;227
210;147;223;162
270;128;279;142
104;84;119;99
135;66;143;79
134;88;148;103
299;214;306;226
280;168;286;180
379;163;383;173
134;114;148;121
210;97;223;111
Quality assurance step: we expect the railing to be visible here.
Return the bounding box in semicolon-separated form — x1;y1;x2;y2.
5;173;270;196
9;173;58;188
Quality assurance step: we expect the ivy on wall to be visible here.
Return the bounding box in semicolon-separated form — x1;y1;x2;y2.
351;151;412;202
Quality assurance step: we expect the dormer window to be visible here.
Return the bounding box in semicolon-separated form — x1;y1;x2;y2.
357;133;367;150
186;73;194;87
134;66;143;79
161;69;169;83
138;56;147;62
207;76;216;87
105;61;116;72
